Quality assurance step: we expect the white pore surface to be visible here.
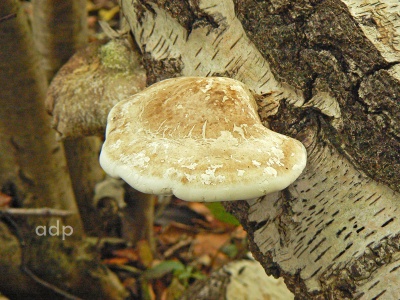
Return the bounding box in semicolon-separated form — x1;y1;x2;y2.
100;77;307;202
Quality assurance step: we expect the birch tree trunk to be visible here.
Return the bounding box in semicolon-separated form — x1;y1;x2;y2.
0;0;82;236
120;0;400;298
32;0;106;234
0;1;127;298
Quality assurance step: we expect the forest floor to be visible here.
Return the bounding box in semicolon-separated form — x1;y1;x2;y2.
102;198;248;299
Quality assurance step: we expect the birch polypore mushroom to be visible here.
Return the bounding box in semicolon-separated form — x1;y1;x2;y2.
46;37;146;139
100;77;307;202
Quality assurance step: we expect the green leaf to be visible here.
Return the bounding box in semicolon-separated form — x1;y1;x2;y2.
206;202;240;226
142;260;185;280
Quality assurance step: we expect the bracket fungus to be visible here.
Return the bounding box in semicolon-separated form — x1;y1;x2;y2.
100;77;307;202
46;37;146;139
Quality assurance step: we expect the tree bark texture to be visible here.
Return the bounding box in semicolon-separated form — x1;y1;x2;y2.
32;0;87;80
0;0;82;234
0;1;127;298
120;0;400;298
32;0;106;234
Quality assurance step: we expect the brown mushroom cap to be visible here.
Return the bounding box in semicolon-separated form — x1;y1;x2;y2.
100;77;307;202
46;38;146;139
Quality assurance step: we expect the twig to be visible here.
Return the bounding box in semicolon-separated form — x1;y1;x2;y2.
0;207;75;217
164;238;192;258
0;13;16;23
21;266;83;300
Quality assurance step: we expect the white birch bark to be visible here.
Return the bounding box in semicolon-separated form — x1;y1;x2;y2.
120;0;400;298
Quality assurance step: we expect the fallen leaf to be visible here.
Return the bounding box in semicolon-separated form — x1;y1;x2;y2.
192;232;231;257
137;240;153;268
0;193;12;208
102;257;129;265
158;223;196;245
112;248;139;262
232;225;247;239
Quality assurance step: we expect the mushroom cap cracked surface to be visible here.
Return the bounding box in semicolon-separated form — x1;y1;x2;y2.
100;77;307;202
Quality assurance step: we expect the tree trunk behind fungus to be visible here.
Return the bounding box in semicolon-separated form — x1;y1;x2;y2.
120;0;400;298
0;1;127;299
32;0;106;234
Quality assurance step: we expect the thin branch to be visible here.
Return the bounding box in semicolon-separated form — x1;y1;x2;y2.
21;266;83;300
0;13;16;23
0;207;75;217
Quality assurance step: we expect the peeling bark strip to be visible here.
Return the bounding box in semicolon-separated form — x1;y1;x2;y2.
120;0;400;298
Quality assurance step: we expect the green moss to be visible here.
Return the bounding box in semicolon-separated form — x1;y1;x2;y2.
100;39;133;71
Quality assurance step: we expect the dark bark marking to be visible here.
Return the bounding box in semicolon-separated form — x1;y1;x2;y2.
314;245;332;262
224;56;235;69
229;34;243;50
169;34;178;46
153;35;162;50
254;219;269;232
159;45;170;57
309;237;326;254
368;195;382;206
201;4;218;10
212;29;226;47
356;227;365;234
336;226;347;237
309;266;323;278
365;230;377;239
368;280;380;290
381;218;395;228
149;20;156;37
195;47;202;57
314;219;324;228
364;192;377;203
211;49;219;60
389;264;400;273
296;246;309;258
353;196;363;204
354;293;365;300
343;232;352;241
139;27;144;42
325;219;334;227
159;38;166;51
259;77;271;88
371;290;386;300
373;208;385;217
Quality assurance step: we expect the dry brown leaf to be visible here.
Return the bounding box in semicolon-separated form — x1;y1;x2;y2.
231;225;247;240
102;257;129;265
192;232;231;257
0;193;11;208
112;248;139;262
186;202;214;222
158;223;197;245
